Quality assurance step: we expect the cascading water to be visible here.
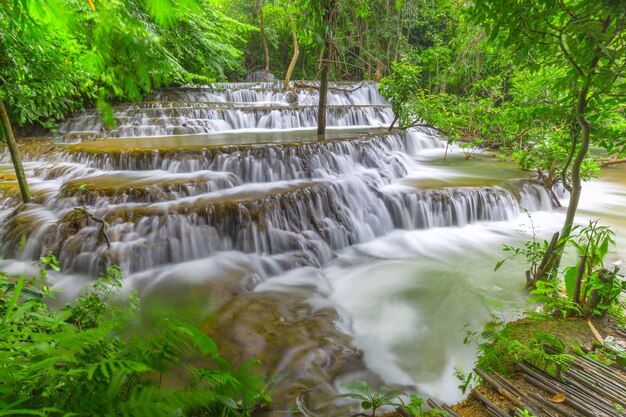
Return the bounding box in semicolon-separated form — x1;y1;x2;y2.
0;80;584;414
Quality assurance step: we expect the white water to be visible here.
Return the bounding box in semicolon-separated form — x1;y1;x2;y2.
2;81;625;411
256;163;626;403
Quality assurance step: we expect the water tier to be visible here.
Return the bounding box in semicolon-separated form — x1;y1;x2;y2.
0;128;551;277
0;81;557;415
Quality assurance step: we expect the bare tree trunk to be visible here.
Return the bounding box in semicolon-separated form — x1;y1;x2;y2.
258;0;270;81
317;53;330;136
383;0;392;75
394;10;402;63
317;0;336;136
284;14;299;91
365;21;371;78
0;99;30;204
374;60;384;81
355;15;364;79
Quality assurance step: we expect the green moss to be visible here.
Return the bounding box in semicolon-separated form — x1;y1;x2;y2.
1;141;58;160
60;174;221;201
62;130;390;155
475;315;616;376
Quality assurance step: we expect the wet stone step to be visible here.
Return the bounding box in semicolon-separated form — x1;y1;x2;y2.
2;181;337;274
153;84;388;106
1;179;550;276
53;171;241;207
0;163;60;206
57;103;392;120
47;131;433;181
116;103;391;111
0;183;21;207
165;80;382;91
382;180;552;230
58;105;394;138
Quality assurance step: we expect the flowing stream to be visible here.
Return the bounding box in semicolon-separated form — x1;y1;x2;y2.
1;81;625;414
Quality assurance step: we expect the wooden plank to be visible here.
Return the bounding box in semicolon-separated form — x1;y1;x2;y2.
587;320;604;346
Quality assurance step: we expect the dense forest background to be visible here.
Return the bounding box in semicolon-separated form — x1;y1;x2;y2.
2;0;624;243
0;0;479;125
1;1;626;416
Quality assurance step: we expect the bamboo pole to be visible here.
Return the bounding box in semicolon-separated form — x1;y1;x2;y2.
517;362;618;416
471;388;511;417
526;391;572;416
521;374;601;417
0;99;30;204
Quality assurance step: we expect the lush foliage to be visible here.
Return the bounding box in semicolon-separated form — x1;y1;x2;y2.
497;220;626;319
220;0;432;81
464;317;574;377
337;380;444;417
380;0;626;187
470;0;626;235
0;260;268;417
0;0;248;127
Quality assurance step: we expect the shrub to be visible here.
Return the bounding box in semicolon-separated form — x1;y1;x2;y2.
0;260;269;417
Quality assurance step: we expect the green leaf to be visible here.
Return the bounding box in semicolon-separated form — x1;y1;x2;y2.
218;395;239;409
563;266;578;299
2;276;24;325
597;237;609;259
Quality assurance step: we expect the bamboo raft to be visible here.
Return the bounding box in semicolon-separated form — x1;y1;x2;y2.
428;351;626;417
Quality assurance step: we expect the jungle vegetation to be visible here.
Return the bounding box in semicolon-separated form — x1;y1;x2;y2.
1;0;625;415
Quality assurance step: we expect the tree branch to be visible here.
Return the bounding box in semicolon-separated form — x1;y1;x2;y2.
74;205;111;250
561;118;578;193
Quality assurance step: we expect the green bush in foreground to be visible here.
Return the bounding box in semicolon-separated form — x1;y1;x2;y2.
0;262;269;417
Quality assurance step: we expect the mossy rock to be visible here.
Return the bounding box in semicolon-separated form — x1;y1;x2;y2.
202;292;365;416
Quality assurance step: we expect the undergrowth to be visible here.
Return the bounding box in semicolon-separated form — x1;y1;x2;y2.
337;380;445;417
469;317;574;376
0;257;269;417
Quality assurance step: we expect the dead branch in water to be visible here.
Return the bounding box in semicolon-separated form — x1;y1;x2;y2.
293;81;366;93
73;205;111;250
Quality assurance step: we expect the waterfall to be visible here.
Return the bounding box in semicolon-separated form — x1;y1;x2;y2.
0;80;557;412
58;83;392;140
0;82;553;277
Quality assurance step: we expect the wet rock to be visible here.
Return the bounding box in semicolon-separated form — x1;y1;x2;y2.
202;291;366;416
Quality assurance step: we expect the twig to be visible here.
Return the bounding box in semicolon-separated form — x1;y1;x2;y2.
73;205;111;250
293;81;366;93
587;321;604;346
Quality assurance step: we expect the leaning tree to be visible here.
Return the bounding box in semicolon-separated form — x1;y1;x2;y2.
472;0;626;286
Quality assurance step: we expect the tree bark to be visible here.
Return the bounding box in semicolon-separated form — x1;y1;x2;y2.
562;83;592;240
0;99;30;204
530;80;593;287
317;53;330;136
258;0;270;81
284;14;299;91
394;6;403;63
355;16;365;79
317;0;336;136
374;59;384;82
573;255;587;309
